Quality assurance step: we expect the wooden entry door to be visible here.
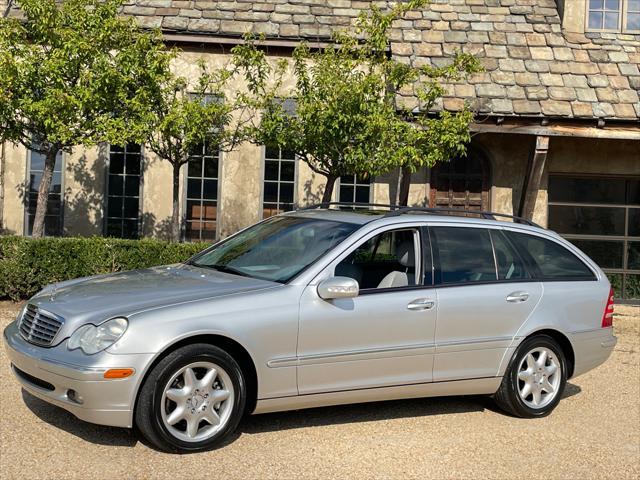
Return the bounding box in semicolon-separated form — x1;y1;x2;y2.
429;150;491;211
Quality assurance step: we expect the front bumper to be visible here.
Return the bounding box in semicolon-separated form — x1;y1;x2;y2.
3;321;154;428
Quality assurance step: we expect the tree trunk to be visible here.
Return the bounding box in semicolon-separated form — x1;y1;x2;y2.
321;174;338;204
171;162;181;242
398;166;412;206
31;148;58;238
394;167;402;206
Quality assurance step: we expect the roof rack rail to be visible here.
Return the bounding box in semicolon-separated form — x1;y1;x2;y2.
298;202;402;211
297;202;541;228
383;206;541;227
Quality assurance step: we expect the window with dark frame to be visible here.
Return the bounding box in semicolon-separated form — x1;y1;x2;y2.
548;175;640;300
25;149;64;236
185;141;220;242
263;145;296;218
106;144;142;239
339;174;372;204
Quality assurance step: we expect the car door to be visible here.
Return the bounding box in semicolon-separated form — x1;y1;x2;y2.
430;225;543;382
297;225;437;395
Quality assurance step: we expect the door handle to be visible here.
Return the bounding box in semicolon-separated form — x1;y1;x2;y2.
407;298;435;311
506;291;529;303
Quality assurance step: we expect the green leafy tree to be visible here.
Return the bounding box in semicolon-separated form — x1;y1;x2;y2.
145;62;250;242
0;0;172;237
234;1;481;205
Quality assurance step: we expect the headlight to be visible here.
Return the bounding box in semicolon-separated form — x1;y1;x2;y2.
67;317;128;355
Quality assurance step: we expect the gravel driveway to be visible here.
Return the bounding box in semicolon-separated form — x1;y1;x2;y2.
1;301;638;479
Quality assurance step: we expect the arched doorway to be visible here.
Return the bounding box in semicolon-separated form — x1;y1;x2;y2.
428;147;491;211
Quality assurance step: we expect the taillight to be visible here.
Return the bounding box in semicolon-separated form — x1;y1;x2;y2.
602;287;614;328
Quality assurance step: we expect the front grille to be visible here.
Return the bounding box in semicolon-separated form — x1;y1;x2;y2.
19;304;64;346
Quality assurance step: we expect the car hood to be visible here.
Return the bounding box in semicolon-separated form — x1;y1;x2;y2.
28;264;278;341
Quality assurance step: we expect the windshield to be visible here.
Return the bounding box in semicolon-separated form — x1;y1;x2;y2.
189;215;359;283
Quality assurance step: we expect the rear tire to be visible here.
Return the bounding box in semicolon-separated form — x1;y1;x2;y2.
135;343;246;452
494;335;567;418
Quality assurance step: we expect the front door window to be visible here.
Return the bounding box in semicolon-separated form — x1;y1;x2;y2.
335;228;420;290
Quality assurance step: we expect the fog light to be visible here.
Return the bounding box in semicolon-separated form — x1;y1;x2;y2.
67;389;84;404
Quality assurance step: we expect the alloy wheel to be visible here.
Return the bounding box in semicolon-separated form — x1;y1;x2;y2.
516;347;561;409
160;361;234;442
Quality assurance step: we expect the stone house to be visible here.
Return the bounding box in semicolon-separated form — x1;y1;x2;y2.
1;0;639;299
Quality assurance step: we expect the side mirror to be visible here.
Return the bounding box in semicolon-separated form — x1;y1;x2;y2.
317;276;359;300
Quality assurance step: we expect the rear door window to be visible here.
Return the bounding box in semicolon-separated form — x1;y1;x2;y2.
431;226;497;285
491;230;531;280
505;231;596;280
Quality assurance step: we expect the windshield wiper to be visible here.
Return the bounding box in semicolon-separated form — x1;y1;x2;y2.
193;263;252;278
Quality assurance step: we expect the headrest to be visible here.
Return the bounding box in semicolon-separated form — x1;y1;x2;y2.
396;240;415;267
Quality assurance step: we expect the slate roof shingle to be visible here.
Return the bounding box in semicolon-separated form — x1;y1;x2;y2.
4;0;640;120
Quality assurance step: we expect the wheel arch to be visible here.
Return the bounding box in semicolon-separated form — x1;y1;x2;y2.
523;329;575;379
133;334;259;420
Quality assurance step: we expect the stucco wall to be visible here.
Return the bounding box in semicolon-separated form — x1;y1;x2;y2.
141;148;174;240
218;143;262;238
472;133;549;225
558;0;587;33
63;145;107;236
2;142;109;237
2;143;26;235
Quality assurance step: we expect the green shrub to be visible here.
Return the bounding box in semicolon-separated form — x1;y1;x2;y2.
0;236;209;301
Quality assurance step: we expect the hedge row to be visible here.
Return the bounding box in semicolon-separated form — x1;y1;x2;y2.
0;236;209;301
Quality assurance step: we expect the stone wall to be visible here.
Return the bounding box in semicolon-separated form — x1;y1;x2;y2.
2;143;26;236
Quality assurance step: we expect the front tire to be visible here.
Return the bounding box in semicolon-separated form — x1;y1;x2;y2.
135;343;246;452
494;335;567;418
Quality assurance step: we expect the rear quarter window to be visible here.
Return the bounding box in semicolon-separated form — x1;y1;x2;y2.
505;231;596;280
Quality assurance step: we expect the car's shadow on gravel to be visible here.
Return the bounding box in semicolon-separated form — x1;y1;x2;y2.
236;381;580;436
562;382;582;399
21;382;583;451
211;395;498;449
240;395;492;435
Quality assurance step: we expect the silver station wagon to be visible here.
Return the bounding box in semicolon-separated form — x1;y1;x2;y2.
4;204;617;452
